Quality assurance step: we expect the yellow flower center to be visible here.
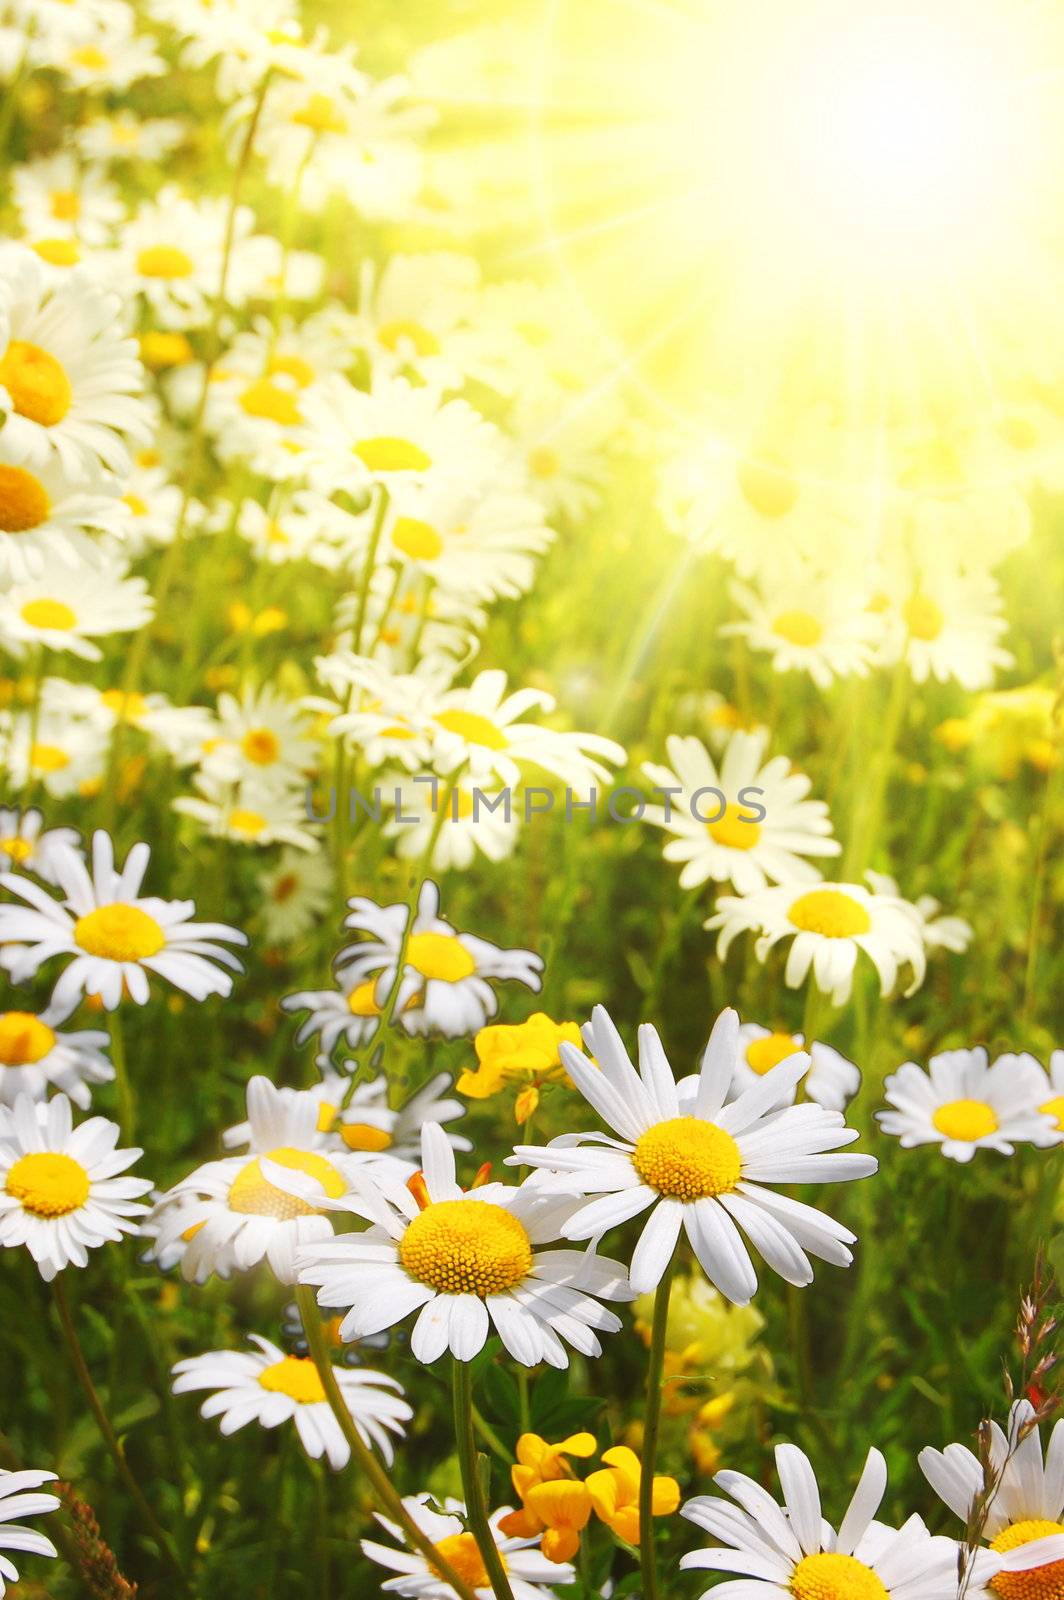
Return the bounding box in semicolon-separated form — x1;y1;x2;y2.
904;594;945;641
406;931;477;983
788;889;871;938
347;980;383;1016
745;1031;802;1075
74;903;167;962
20;598;77;631
0;1011;56;1066
241;727;281;765
527;444;559;479
291;92;348;133
434;709;509;750
267;352;315;387
0;341;73;427
123;493;148;515
0;464;51;532
0;836;33;864
1040;1096;1064;1133
258;1355;326;1404
631;1116;742;1201
378;319;442;357
49;189;80;220
990;1520;1064;1600
931;1098;999;1141
101;689;148;722
32;238;81;266
140;330;194;368
399;1198;533;1296
773;609;824;647
31;742;69;773
392;515;444;561
432;1533;497;1589
229;809;267;838
353;436;432;473
6;1150;90;1217
707;803;761;851
339;1122;394;1153
136;244;195;279
239;378;303;427
71;44;108;68
738;457;798;518
228;1148;346;1217
791;1552;889;1600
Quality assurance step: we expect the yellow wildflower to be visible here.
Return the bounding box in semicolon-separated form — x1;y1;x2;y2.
586;1446;680;1544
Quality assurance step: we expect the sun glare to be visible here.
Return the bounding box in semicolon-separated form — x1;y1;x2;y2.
534;0;1064;465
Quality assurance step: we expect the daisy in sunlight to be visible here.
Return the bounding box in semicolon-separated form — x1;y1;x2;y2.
0;1093;152;1280
705;878;927;1005
363;1493;574;1598
0;807;79;884
920;1399;1064;1587
0;1464;59;1595
298;1122;633;1367
0;828;247;1009
877;1048;1056;1162
336;880;543;1038
510;1006;875;1302
0;551;153;660
723;574;880;690
172;1334;411;1468
641;729;841;893
681;1442;995;1600
0;999;112;1108
732;1022;860;1112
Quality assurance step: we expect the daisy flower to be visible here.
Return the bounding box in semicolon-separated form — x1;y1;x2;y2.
0;438;127;582
354;252;482;390
281;968;416;1056
0;246;150;475
380;476;554;604
0;709;107;798
201;685;318;787
148;1075;372;1284
0;828;247;1010
0;1093;152;1280
336;880;543;1039
732;1022;860;1112
510;1006;876;1301
41;679;216;768
257;848;333;945
642;730;840;894
681;1441;993;1600
382;773;522;872
921;1399;1064;1590
878;568;1013;690
46;20;165;91
0;807;79;884
0;999;112;1108
300;374;505;497
222;1064;469;1168
299;1122;632;1367
877;1048;1055;1163
362;1493;574;1599
174;775;321;851
0;551;152;660
112;188;273;330
705;879;927;1005
428;669;626;794
12;152;124;247
0;1465;60;1596
316;652;441;770
723;575;880;690
74;112;187;164
172;1334;411;1469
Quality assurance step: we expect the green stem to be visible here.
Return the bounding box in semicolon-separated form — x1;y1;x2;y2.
295;1286;479;1600
108;1012;134;1145
639;1254;676;1600
340;776;457;1110
843;654;909;877
350;485;391;653
1022;754;1064;1025
452;1358;516;1600
52;1276;188;1590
